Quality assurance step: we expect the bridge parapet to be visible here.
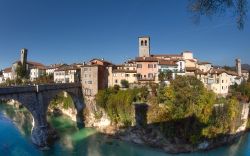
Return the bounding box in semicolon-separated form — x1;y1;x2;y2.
0;86;37;95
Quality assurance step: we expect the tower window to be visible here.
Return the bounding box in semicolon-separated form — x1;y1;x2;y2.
141;40;144;46
145;40;147;46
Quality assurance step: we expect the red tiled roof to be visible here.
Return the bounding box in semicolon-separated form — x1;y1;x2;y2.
27;61;45;67
198;61;211;65
135;57;158;62
151;54;182;58
90;58;113;65
55;65;80;71
158;60;177;66
112;69;137;73
3;67;12;73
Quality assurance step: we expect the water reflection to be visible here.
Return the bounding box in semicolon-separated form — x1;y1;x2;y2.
1;102;250;156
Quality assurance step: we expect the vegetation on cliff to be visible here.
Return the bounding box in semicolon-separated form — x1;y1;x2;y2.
50;92;75;110
96;86;149;126
96;76;248;145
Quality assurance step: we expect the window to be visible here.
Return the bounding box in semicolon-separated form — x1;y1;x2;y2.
222;86;224;90
88;81;92;84
115;79;118;83
148;73;153;78
125;74;129;77
145;40;147;46
84;68;88;71
154;64;156;68
222;80;224;83
141;40;144;46
148;64;153;68
217;79;219;84
137;64;142;68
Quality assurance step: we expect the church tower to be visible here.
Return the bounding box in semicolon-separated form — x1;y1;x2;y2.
20;48;28;66
236;58;242;76
139;36;150;57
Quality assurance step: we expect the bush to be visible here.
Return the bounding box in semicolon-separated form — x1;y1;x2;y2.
95;87;146;126
121;80;129;88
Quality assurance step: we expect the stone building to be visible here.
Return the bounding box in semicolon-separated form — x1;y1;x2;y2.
81;58;112;96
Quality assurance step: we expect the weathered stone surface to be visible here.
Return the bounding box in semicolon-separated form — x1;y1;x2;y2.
0;83;85;148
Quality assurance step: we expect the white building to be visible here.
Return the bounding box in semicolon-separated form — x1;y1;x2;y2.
54;65;81;83
158;60;186;79
2;67;12;81
30;66;46;81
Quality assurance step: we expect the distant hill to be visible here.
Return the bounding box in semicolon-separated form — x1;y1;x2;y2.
213;64;250;72
242;64;250;71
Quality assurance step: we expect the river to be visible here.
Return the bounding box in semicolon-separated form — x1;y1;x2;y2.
0;102;250;156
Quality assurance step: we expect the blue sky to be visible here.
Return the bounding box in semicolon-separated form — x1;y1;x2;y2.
0;0;249;69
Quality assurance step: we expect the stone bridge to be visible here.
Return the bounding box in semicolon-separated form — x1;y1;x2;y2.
0;83;84;148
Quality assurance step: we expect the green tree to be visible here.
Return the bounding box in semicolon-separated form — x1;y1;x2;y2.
158;72;165;82
189;0;248;29
16;64;29;79
121;79;129;88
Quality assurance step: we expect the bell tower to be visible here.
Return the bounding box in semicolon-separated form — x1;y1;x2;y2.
20;48;28;66
139;36;150;57
236;58;242;76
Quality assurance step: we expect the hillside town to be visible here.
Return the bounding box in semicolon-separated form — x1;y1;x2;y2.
0;36;249;97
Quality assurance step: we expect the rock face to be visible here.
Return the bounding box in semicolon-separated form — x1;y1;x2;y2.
83;96;111;129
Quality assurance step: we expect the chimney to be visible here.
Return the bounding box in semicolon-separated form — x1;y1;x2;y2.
236;58;242;76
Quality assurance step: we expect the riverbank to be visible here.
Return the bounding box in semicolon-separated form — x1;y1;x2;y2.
94;124;247;154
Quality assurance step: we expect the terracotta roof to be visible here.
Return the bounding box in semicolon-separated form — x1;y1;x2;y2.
135;57;158;62
113;69;137;73
31;66;46;70
151;54;182;58
55;65;80;71
27;61;45;67
198;61;211;65
158;60;177;66
226;70;238;76
209;69;238;76
90;58;113;65
3;67;12;73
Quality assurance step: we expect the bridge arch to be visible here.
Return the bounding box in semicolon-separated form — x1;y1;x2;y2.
0;83;85;148
42;89;85;124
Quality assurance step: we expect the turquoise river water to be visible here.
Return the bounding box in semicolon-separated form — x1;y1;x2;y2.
0;103;250;156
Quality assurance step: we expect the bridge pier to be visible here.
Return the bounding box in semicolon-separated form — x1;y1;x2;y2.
0;83;85;148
